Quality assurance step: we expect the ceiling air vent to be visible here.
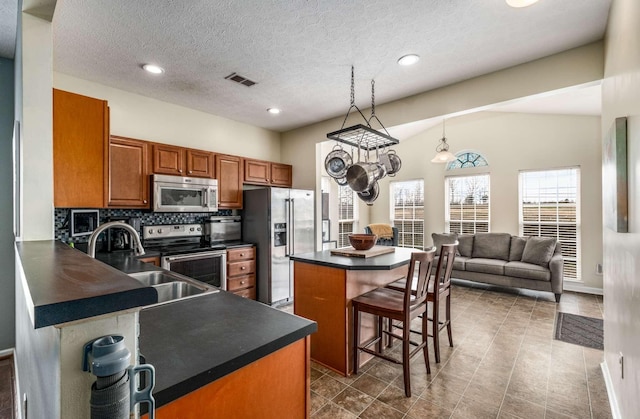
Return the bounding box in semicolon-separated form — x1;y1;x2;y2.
224;72;257;87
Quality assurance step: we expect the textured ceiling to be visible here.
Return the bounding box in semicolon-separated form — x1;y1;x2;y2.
0;0;18;59
52;0;611;133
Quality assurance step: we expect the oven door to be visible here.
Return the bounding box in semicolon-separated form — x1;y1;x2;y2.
161;251;227;290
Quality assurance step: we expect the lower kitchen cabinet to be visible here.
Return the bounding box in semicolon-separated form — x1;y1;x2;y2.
227;246;256;299
145;337;311;419
138;256;160;267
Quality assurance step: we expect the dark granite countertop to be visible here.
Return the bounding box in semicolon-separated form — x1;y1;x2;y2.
16;241;157;328
290;246;419;270
139;293;316;408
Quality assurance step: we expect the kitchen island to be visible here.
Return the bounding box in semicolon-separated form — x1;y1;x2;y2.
290;246;417;376
16;241;316;418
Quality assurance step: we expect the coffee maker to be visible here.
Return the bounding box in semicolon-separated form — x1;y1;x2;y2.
105;216;142;252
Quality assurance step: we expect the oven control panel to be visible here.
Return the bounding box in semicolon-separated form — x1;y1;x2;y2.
143;223;203;240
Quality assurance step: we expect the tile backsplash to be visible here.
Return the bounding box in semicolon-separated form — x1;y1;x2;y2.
54;208;233;243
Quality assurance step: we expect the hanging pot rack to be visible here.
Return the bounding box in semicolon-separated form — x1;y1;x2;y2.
326;67;399;151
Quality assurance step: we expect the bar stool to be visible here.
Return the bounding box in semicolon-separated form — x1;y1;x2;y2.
387;242;456;363
352;250;436;397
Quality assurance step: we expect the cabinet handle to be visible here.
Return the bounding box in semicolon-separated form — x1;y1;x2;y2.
179;169;183;173
188;170;192;174
240;281;245;285
143;200;148;204
241;266;246;270
240;253;244;257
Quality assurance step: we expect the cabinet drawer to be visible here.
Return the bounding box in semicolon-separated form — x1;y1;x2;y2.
227;247;255;262
227;260;255;277
227;274;256;292
233;287;256;299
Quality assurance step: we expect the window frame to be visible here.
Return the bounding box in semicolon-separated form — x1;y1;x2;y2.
389;179;425;249
337;184;357;248
518;167;581;282
445;173;491;234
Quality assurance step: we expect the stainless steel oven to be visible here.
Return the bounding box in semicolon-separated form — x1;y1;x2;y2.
161;250;227;290
143;223;227;290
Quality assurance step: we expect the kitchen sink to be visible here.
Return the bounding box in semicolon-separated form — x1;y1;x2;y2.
153;281;209;303
128;270;218;305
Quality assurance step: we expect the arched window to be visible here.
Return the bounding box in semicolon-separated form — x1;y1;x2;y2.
446;151;488;170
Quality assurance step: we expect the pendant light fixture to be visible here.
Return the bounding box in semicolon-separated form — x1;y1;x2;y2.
431;119;456;163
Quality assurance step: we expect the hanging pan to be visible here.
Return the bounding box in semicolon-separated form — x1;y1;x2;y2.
357;181;379;206
324;145;353;179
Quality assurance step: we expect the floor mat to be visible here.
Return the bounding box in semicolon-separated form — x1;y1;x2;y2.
555;312;603;350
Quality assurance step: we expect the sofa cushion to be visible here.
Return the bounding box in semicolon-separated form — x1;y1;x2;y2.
509;236;528;261
504;261;551;281
457;235;474;257
465;258;507;275
472;233;511;260
521;237;557;267
432;233;458;256
435;255;468;271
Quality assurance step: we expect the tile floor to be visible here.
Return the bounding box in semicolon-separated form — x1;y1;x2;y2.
291;281;611;419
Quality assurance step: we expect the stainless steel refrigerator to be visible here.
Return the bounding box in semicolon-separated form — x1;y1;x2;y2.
243;187;315;305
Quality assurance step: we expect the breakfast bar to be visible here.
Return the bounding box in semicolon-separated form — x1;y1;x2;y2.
290;246;417;376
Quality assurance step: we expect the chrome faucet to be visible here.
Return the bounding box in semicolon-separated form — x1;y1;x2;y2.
87;221;146;258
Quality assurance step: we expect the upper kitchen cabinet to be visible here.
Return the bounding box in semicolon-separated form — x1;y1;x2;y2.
216;154;243;209
153;144;214;178
53;89;108;208
153;143;185;176
244;159;293;187
186;149;215;178
270;163;293;187
107;136;150;208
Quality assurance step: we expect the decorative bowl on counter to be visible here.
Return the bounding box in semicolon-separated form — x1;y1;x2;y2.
348;234;377;251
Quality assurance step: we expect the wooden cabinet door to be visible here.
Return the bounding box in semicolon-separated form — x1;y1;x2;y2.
186;149;215;178
271;163;293;187
153;144;185;175
53;89;108;208
216;154;243;209
244;159;270;185
108;136;150;208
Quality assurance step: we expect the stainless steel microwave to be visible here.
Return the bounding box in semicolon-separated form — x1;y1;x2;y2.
152;174;218;212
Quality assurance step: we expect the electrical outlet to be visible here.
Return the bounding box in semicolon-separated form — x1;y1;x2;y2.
619;352;624;379
596;263;603;275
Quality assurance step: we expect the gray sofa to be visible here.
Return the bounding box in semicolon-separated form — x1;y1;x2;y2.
432;232;564;302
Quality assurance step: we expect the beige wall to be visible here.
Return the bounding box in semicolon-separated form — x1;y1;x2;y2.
601;0;640;417
53;73;282;161
282;42;604;190
371;112;602;289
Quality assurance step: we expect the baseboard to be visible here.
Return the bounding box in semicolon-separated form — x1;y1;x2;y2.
0;348;13;358
601;361;622;419
563;281;604;295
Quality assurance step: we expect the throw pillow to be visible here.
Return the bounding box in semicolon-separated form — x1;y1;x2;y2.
521;237;557;267
432;233;457;256
509;236;528;261
457;235;474;257
472;233;512;260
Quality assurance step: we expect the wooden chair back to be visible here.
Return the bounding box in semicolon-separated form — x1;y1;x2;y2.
434;242;457;290
404;250;436;309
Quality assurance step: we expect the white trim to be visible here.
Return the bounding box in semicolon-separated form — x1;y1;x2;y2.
0;348;14;358
601;361;622;419
563;281;603;295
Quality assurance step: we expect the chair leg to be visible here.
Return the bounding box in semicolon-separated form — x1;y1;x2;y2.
377;315;383;353
387;318;394;348
422;313;430;375
432;299;441;363
446;293;453;347
354;307;361;374
402;321;411;397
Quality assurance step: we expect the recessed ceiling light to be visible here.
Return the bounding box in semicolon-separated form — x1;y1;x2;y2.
142;64;164;74
506;0;539;8
397;54;420;66
267;108;281;114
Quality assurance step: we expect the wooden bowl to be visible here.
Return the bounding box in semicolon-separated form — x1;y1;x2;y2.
348;234;377;251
